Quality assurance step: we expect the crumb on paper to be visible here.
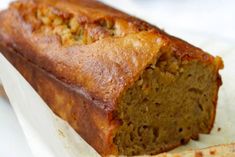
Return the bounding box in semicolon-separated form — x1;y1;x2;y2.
195;151;203;157
217;127;221;132
0;85;6;96
0;85;8;100
209;149;216;155
232;145;235;152
58;129;65;138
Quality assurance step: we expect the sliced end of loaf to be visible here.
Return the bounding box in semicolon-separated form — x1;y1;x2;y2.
113;47;221;156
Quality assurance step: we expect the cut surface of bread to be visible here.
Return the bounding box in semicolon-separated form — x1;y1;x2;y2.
114;51;220;155
0;0;223;156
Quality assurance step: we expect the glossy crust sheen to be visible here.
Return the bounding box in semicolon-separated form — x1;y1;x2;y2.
0;0;223;156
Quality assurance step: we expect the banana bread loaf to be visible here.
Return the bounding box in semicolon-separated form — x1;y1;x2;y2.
0;0;223;156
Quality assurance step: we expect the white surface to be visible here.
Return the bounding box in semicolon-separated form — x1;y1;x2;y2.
101;0;235;42
0;0;235;157
0;94;33;157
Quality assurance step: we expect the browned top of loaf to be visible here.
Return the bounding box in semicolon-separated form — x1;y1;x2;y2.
0;0;223;112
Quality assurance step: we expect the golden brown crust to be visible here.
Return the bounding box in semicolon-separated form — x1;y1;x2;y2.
0;0;223;156
0;3;166;108
0;43;117;155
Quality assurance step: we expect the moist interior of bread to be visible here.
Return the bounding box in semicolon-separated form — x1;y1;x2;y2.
114;48;218;156
13;2;150;46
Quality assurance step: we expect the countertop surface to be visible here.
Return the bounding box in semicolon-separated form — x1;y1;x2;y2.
0;0;234;157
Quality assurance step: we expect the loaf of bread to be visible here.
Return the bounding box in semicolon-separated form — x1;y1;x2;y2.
0;0;223;156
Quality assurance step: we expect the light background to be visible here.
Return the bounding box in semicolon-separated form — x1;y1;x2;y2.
0;0;234;157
